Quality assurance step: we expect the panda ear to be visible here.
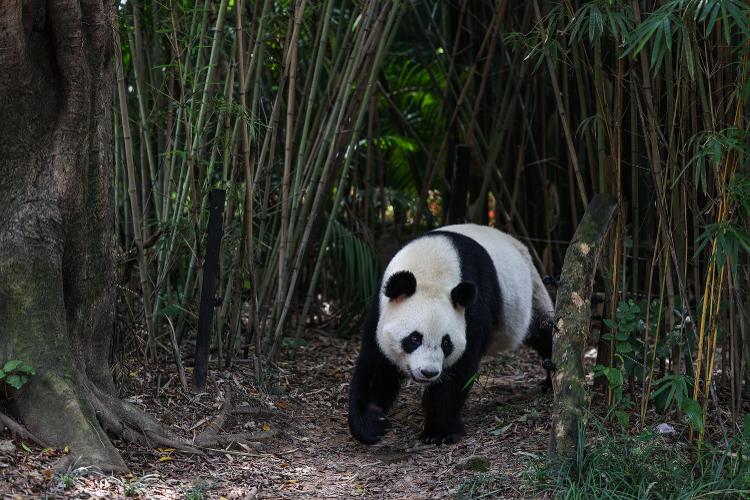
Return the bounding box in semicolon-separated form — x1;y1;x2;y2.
384;271;417;301
451;281;476;309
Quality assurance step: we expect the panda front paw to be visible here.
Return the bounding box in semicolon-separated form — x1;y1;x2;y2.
420;422;464;445
349;404;391;444
420;430;463;445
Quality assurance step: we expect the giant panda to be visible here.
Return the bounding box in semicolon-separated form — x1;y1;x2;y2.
348;224;554;445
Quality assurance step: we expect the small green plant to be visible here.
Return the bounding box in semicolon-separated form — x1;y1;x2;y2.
595;299;657;429
593;363;633;429
602;299;649;364
0;360;35;389
454;473;502;499
185;488;204;500
123;483;139;497
458;456;490;473
184;480;210;500
57;473;77;490
462;372;479;391
281;337;306;348
651;373;703;432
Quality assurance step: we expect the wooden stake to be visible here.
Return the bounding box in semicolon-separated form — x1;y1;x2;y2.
549;194;617;461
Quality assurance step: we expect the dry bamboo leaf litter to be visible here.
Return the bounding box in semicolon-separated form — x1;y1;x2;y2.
1;335;553;498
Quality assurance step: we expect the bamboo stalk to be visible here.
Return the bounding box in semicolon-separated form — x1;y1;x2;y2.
272;1;403;358
277;0;307;317
114;20;155;358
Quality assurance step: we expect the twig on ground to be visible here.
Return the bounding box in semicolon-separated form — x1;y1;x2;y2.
196;429;279;447
165;315;188;392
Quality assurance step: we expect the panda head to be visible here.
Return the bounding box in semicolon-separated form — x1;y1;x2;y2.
376;270;476;384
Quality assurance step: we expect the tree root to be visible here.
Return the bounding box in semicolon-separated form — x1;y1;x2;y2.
5;374;281;469
85;382;202;455
88;383;275;453
0;410;49;448
192;388;281;448
195;387;233;440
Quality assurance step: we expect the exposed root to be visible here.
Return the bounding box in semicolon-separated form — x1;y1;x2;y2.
0;410;49;448
189;388;282;448
85;383;202;455
197;387;233;438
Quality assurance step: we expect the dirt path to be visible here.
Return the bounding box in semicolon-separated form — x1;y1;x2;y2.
1;334;552;498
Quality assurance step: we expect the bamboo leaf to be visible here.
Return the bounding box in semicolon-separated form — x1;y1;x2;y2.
681;399;704;432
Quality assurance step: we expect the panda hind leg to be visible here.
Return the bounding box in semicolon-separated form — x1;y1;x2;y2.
522;271;557;390
523;309;556;391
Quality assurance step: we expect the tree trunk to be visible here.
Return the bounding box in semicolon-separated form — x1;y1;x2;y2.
0;0;183;472
549;194;617;461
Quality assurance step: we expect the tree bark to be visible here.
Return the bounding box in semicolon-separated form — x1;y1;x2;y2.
549;194;617;461
0;0;184;472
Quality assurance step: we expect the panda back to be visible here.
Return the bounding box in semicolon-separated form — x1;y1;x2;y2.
436;224;534;351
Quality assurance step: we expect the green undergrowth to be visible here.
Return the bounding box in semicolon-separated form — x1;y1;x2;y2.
454;473;505;499
530;417;750;499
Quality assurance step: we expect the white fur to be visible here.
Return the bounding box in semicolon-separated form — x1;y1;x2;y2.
375;224;537;382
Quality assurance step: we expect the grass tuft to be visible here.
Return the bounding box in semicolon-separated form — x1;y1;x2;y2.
531;418;750;499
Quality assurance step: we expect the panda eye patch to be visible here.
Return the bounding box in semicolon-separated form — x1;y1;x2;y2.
441;335;454;357
401;331;423;353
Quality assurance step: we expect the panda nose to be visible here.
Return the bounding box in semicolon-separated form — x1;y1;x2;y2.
420;368;439;379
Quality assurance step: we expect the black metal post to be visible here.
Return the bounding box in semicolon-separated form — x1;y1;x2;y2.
447;144;471;224
192;189;226;392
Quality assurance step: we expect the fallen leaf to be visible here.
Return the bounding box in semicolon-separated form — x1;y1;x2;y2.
42;469;53;480
158;456;173;462
275;401;289;410
262;423;271;432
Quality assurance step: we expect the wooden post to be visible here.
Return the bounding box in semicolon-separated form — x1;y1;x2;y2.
193;189;226;392
446;144;471;224
549;194;617;460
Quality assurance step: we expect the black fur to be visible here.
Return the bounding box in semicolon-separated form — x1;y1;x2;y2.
401;331;422;354
384;270;416;300
523;312;555;389
441;335;454;357
348;278;403;444
348;231;502;445
451;281;477;308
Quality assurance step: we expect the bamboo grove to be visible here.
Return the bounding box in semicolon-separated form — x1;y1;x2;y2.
114;1;750;443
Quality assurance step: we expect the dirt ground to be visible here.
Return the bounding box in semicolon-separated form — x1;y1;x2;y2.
0;333;553;499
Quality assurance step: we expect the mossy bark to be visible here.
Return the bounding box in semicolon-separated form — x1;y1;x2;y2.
0;0;175;472
549;194;617;461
